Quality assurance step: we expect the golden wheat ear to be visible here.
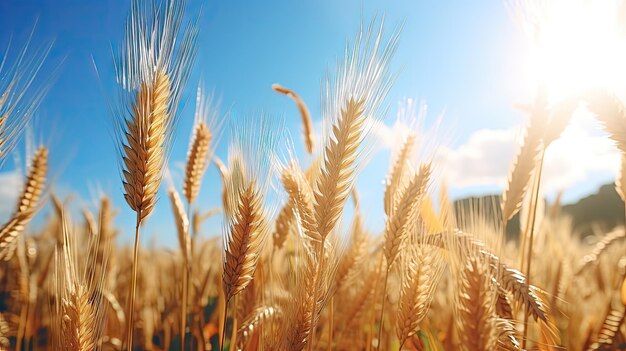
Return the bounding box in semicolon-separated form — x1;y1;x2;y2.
395;244;445;349
113;0;199;222
221;115;280;347
0;146;47;261
313;18;400;242
384;163;431;267
112;1;198;349
501;92;548;223
183;86;224;205
452;253;499;351
53;209;109;351
586;90;626;154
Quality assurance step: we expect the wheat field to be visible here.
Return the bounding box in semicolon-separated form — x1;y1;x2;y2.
0;1;625;351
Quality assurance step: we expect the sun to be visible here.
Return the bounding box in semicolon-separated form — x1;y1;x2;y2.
513;0;626;102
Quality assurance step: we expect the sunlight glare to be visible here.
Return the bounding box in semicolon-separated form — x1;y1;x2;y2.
515;0;626;102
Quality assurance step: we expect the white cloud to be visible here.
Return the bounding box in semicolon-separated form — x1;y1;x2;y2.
438;110;620;195
437;128;520;188
0;170;22;219
541;112;619;192
372;104;620;197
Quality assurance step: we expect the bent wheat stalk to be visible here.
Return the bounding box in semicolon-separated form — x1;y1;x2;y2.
272;83;315;154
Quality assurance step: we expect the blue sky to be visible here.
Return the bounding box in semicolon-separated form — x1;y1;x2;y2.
0;0;619;246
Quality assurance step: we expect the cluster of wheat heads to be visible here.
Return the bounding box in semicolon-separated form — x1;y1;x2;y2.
1;2;626;351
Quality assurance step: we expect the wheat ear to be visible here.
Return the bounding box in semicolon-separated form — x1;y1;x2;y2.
314;98;366;240
384;133;416;216
396;245;444;348
586;90;626;153
383;164;431;267
272;83;315;154
455;255;497;351
223;182;266;301
0;313;8;349
121;70;170;221
575;229;625;275
55;211;108;351
282;249;320;351
273;201;294;250
587;307;625;350
308;99;366;350
183;87;219;205
501;101;546;222
238;306;280;350
168;187;190;348
0;146;47;261
221;119;276;347
282;162;319;242
334;212;368;291
376;163;430;349
114;0;198;346
183;120;212;204
543;98;576;147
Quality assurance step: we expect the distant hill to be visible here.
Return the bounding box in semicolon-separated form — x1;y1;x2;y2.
561;183;625;235
453;183;625;239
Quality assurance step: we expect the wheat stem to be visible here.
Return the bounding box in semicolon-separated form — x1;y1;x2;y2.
181;259;189;349
307;240;327;351
327;296;334;351
375;267;390;351
219;297;228;350
125;216;141;351
229;295;239;351
367;252;385;351
521;147;545;349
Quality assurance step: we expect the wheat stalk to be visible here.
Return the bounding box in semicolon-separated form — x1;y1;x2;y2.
221;116;277;349
272;84;315;154
168;187;190;348
113;1;198;348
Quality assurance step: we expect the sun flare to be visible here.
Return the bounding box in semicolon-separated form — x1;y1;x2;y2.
516;0;626;102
